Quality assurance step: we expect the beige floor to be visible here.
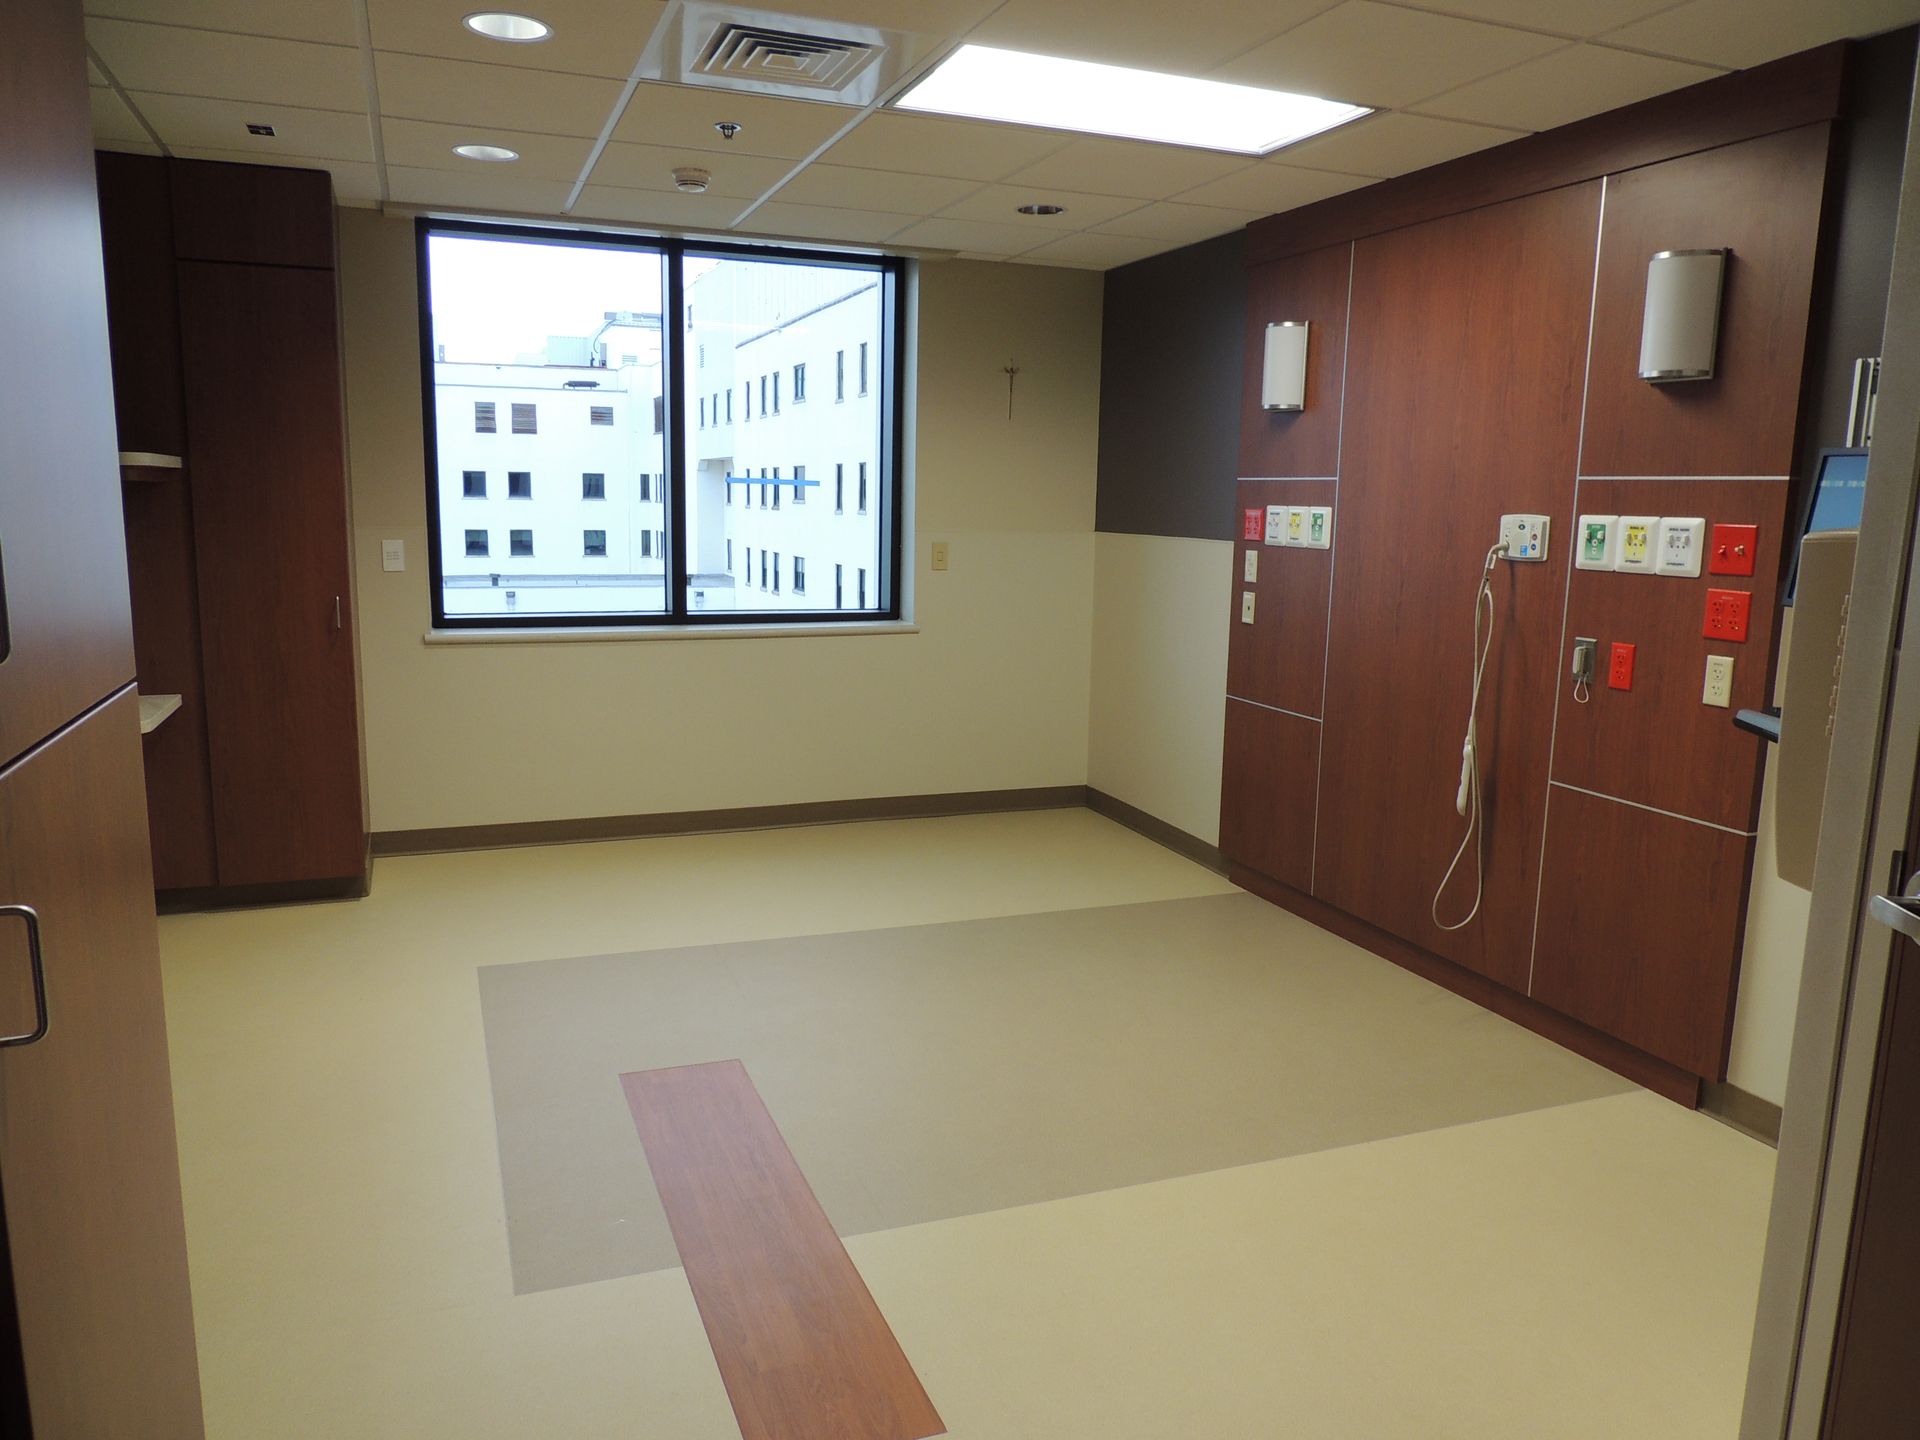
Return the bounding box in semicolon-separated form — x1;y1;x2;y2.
159;809;1775;1439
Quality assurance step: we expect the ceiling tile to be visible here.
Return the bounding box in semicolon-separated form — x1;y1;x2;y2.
171;146;381;203
741;201;918;245
1211;1;1569;109
382;118;594;181
85;19;366;111
612;82;852;161
1275;111;1528;178
937;183;1142;228
1016;232;1173;269
1170;162;1371;213
570;183;749;231
890;216;1056;255
386;164;575;214
767;0;1002;28
1387;0;1680;37
1602;0;1920;69
589;141;793;198
972;0;1341;72
1000;137;1250;202
366;0;666;80
1414;42;1722;131
374;52;624;136
84;0;359;46
821;112;1071;181
1092;200;1264;244
130;92;372;161
89;85;151;145
767;162;976;215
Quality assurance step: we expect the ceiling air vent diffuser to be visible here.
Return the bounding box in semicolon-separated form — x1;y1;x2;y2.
638;2;929;107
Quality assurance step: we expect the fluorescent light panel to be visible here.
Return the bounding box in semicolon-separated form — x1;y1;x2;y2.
896;45;1368;156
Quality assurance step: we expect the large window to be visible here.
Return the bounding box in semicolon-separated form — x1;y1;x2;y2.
418;222;903;627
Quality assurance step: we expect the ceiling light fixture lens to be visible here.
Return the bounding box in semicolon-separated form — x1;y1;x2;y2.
463;11;552;42
453;143;520;162
898;44;1369;156
1017;203;1066;216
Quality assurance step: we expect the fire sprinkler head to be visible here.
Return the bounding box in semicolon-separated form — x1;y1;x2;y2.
714;121;741;140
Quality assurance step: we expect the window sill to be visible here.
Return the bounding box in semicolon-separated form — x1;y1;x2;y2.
422;620;919;645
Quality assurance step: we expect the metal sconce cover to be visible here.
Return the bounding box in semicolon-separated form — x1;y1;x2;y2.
1638;248;1727;382
1262;320;1309;411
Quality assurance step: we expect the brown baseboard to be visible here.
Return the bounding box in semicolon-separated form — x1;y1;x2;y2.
371;785;1091;857
1084;787;1228;875
1229;863;1705;1107
1701;1081;1784;1146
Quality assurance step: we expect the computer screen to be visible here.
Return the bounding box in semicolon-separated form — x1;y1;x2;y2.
1788;448;1869;604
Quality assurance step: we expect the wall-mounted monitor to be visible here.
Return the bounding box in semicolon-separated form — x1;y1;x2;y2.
1788;447;1869;604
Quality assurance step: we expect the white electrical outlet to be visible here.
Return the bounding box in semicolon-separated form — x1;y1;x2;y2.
1243;550;1258;583
1499;513;1550;561
1240;591;1256;624
1264;505;1287;546
1615;515;1660;572
1703;654;1735;708
1575;515;1619;571
1658;517;1705;577
1304;505;1333;549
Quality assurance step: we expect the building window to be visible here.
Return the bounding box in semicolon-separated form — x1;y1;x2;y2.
420;224;902;627
835;563;843;607
858;567;868;607
465;529;488;557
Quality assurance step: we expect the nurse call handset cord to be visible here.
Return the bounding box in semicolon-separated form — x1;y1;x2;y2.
1432;538;1510;933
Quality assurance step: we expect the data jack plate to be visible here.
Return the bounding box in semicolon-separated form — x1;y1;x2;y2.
1500;513;1550;562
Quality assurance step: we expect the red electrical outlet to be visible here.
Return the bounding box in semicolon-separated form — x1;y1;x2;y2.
1709;523;1759;577
1242;508;1263;541
1608;642;1636;691
1704;588;1752;643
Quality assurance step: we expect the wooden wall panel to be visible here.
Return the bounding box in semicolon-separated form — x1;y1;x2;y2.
1531;785;1754;1078
168;159;335;270
1226;478;1334;716
1551;477;1788;832
1239;243;1351;478
1219;701;1318;893
1313;185;1599;993
1580;124;1833;478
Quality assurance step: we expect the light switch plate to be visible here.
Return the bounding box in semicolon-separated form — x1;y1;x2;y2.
1243;550;1258;583
1264;505;1287;546
1240;591;1256;624
381;538;405;572
1658;517;1705;577
1499;513;1550;561
930;540;950;571
1703;654;1735;708
1575;514;1619;571
1615;516;1660;572
1304;505;1333;549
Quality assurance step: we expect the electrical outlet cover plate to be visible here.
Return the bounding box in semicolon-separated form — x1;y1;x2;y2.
1243;550;1258;583
1710;522;1759;576
1704;587;1752;642
1500;513;1550;561
1304;505;1333;549
1240;591;1255;624
1703;654;1735;708
1243;508;1264;542
1609;641;1636;690
1616;516;1659;572
1264;505;1286;546
1658;517;1705;577
1575;514;1619;571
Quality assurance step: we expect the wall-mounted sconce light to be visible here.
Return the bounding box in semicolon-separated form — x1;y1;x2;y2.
1638;248;1727;383
1262;321;1309;411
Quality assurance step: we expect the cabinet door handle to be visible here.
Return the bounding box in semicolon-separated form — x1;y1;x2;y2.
0;905;48;1048
332;595;342;630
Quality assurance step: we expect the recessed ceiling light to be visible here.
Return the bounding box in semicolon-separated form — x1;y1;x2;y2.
897;44;1369;156
453;144;519;162
463;11;551;42
1017;203;1066;216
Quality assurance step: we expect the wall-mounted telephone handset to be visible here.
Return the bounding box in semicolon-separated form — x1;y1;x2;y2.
1432;536;1512;932
1570;637;1596;704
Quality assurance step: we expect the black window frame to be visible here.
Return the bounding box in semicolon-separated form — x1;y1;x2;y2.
462;469;486;498
417;220;905;629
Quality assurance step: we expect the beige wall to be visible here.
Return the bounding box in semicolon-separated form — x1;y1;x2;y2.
338;210;1102;833
1087;532;1231;845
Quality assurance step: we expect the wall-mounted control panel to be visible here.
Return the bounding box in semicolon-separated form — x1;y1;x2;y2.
1260;504;1334;549
1704;587;1752;642
1709;522;1758;576
1616;516;1660;572
1657;517;1705;577
1302;505;1332;549
1264;505;1287;546
1576;514;1619;571
1500;513;1550;561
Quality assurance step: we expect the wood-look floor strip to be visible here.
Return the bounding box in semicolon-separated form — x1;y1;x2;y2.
620;1060;945;1440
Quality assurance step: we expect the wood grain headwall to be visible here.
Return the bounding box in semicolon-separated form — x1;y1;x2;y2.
1221;44;1850;1096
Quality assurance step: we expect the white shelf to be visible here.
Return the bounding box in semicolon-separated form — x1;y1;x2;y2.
138;693;182;735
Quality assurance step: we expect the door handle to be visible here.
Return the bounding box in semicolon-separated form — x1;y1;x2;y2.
0;904;48;1048
332;595;342;631
1868;892;1920;945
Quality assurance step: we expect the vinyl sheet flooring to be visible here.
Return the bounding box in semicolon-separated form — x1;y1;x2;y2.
158;807;1777;1439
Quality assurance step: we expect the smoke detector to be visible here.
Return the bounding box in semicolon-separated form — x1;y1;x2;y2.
674;166;712;193
636;1;931;107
